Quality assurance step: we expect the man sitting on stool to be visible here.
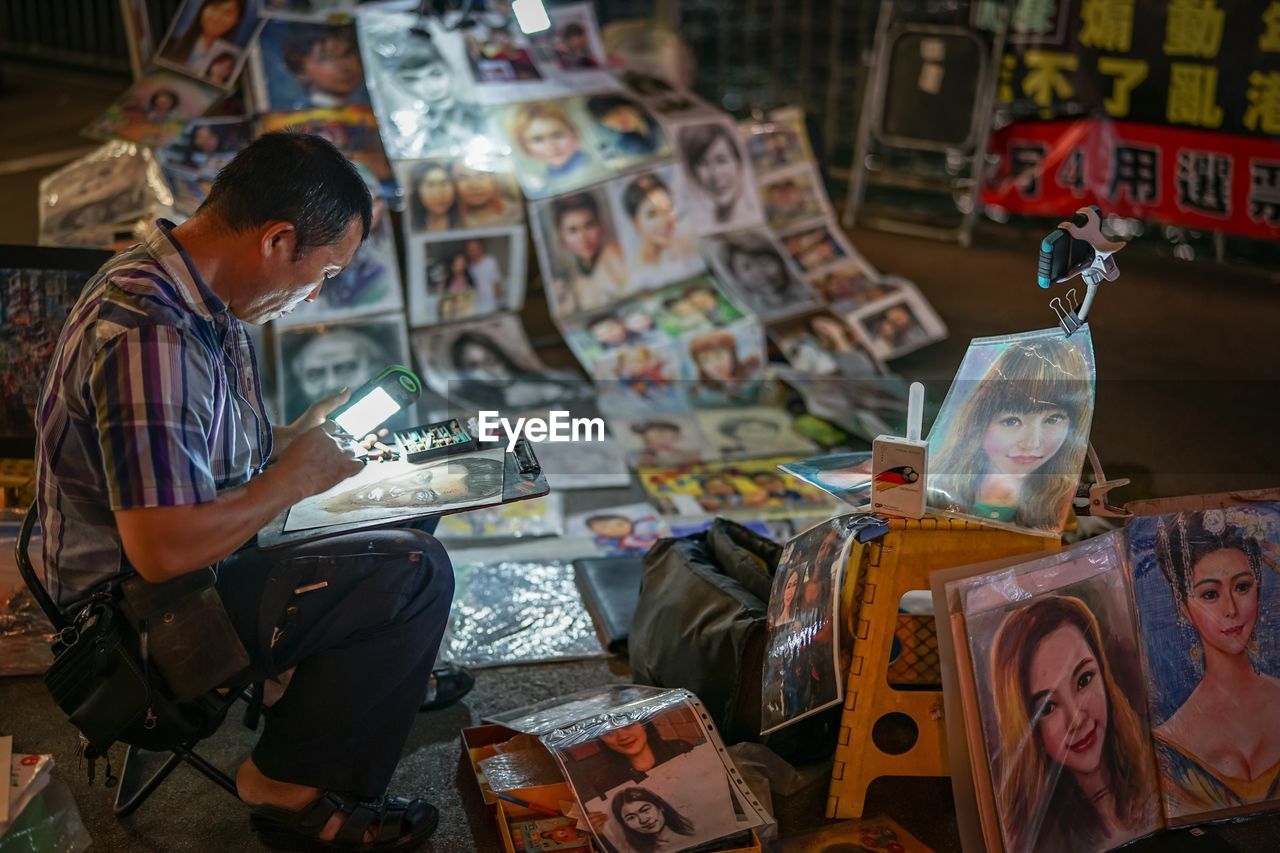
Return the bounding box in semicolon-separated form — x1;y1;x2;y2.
36;132;469;851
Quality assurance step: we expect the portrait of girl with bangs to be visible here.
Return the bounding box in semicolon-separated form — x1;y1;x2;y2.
927;329;1095;536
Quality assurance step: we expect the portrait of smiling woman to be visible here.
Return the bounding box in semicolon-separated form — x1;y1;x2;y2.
987;594;1160;853
927;329;1095;536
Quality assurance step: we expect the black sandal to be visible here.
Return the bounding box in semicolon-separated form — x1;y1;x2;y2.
249;791;439;852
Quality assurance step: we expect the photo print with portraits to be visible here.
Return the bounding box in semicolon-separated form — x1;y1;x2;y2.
530;186;630;318
591;342;690;415
399;156;524;238
580;93;670;172
761;517;856;734
541;691;769;853
815;262;899;307
682;321;767;408
250;17;370;112
605;164;704;292
153;0;263;89
780;222;851;276
700;228;821;322
273;314;412;425
741;108;815;177
768;310;882;378
638;456;834;519
650;276;745;338
406;227;526;326
777;451;873;507
157;116;254;176
357;11;490;159
84;71;220;148
926;328;1094;537
611;413;707;469
671;116;764;233
528;1;609;72
566;502;670;557
846;289;948;362
411;313;587;412
496;97;608;198
694;407;818;462
757;165;829;231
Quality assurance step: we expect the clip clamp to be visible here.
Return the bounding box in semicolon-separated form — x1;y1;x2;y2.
1037;206;1125;336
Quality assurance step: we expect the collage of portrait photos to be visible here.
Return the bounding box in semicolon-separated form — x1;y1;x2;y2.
935;503;1280;853
761;517;857;735
60;0;951;531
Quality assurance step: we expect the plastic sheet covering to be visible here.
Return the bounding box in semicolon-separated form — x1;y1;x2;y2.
38;141;171;249
0;778;92;853
0;531;53;678
441;559;606;668
537;688;772;852
477;736;565;792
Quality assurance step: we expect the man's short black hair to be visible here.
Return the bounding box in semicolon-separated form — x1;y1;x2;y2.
199;132;372;250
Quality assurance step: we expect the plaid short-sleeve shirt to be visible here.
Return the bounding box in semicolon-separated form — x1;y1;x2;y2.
36;221;273;605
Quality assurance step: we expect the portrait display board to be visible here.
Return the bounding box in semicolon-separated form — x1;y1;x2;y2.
926;328;1096;538
761;517;856;734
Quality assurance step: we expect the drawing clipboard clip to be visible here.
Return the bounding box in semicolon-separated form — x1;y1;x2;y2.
513;438;541;476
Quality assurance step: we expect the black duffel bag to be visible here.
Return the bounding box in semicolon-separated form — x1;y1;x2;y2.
628;518;840;763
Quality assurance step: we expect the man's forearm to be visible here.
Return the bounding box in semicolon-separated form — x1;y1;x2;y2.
114;465;306;582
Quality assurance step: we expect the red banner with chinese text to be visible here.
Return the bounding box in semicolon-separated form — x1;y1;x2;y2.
982;118;1280;241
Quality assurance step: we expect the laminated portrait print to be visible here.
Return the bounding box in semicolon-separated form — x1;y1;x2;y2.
259;107;396;198
410;313;587;412
526;2;617;87
39;142;169;248
272;201;404;328
398;156;524;237
152;0;263;90
357;11;490;159
591;342;691;416
693;407;818;462
405;226;527;326
529;187;631;320
926;328;1095;537
957;534;1163;853
767;310;883;378
565;503;670;558
83;71;220;148
844;286;948;362
1126;505;1280;825
272;313;411;424
282;446;508;533
605;164;705;292
761;517;856;735
540;690;769;852
681;320;766;409
755;164;831;232
740;108;815;178
670;116;764;234
249;17;370;112
699;229;822;323
496;97;609;199
611;413;706;469
824;268;906;312
157;116;253;177
777;452;873;508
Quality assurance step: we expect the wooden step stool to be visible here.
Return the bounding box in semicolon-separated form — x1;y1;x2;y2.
827;515;1059;819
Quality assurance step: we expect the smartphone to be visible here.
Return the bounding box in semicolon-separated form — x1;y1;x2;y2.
326;365;422;439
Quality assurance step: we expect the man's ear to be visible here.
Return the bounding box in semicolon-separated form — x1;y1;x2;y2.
261;221;299;263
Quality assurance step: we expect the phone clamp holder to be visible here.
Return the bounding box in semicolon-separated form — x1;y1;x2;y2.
1037;205;1125;336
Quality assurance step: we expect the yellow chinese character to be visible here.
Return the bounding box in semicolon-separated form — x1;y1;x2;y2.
1098;57;1148;117
1167;63;1223;127
999;54;1017;104
1262;1;1280;52
1080;0;1135;52
1021;51;1078;107
1244;70;1280;134
1164;0;1225;57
